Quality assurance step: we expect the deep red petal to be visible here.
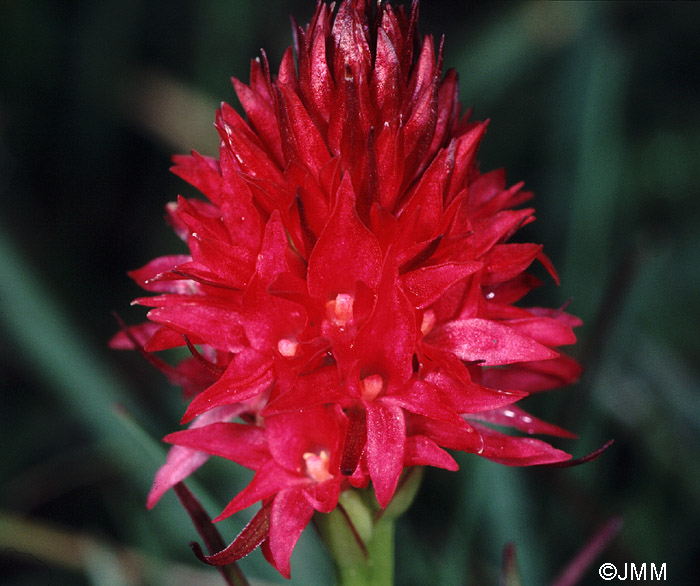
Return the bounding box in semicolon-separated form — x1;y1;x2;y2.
193;502;271;566
266;489;316;578
181;350;273;423
216;461;308;521
473;423;571;466
163;421;269;469
307;173;382;299
366;401;406;508
148;406;247;509
467;405;577;439
426;318;558;366
404;435;458;471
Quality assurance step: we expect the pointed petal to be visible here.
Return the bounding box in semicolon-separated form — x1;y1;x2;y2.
307;173;382;299
473;423;571;466
387;380;467;427
216;461;308;521
406;414;484;455
426;318;558;366
163;422;269;469
400;261;482;309
193;502;271;566
171;152;221;203
467;405;577;438
267;489;315;578
423;369;527;414
505;316;577;347
181;350;273;423
148;406;247;508
480;354;583;392
128;255;194;293
276;84;331;175
366;401;405;508
404;435;458;471
146;303;247;354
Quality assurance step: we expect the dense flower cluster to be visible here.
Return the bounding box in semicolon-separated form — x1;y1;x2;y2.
113;0;582;577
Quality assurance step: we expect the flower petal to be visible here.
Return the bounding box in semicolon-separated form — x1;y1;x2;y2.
266;489;316;578
467;405;577;438
404;435;458;471
148;405;248;509
366;401;405;508
426;318;558;366
307;173;382;299
181;349;273;423
163;422;269;469
473;423;571;466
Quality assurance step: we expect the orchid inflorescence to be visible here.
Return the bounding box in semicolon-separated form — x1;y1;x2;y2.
113;0;585;579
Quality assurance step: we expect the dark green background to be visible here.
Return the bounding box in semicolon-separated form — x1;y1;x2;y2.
1;1;699;584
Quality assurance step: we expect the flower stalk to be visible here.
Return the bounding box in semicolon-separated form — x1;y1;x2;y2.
317;470;423;586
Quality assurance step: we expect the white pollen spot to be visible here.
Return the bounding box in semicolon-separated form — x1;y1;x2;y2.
303;451;333;483
277;338;298;357
502;409;515;418
521;416;532;423
361;374;384;401
420;310;436;336
486;291;496;299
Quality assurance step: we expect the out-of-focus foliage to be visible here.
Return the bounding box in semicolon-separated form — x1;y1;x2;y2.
1;1;698;585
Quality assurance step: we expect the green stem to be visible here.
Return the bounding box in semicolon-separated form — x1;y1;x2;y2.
324;512;395;586
335;521;394;586
317;469;424;586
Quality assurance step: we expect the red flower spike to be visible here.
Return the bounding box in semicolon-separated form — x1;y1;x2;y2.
113;0;593;577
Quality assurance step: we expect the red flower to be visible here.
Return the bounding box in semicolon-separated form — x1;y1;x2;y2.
113;0;582;577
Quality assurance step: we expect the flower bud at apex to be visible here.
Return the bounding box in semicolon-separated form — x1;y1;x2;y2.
325;293;355;327
303;450;333;483
277;337;298;357
361;374;384;401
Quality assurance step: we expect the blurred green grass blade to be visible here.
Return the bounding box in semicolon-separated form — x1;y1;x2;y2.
0;222;144;452
462;459;547;586
0;222;198;545
0;508;251;586
454;2;592;107
561;28;628;324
